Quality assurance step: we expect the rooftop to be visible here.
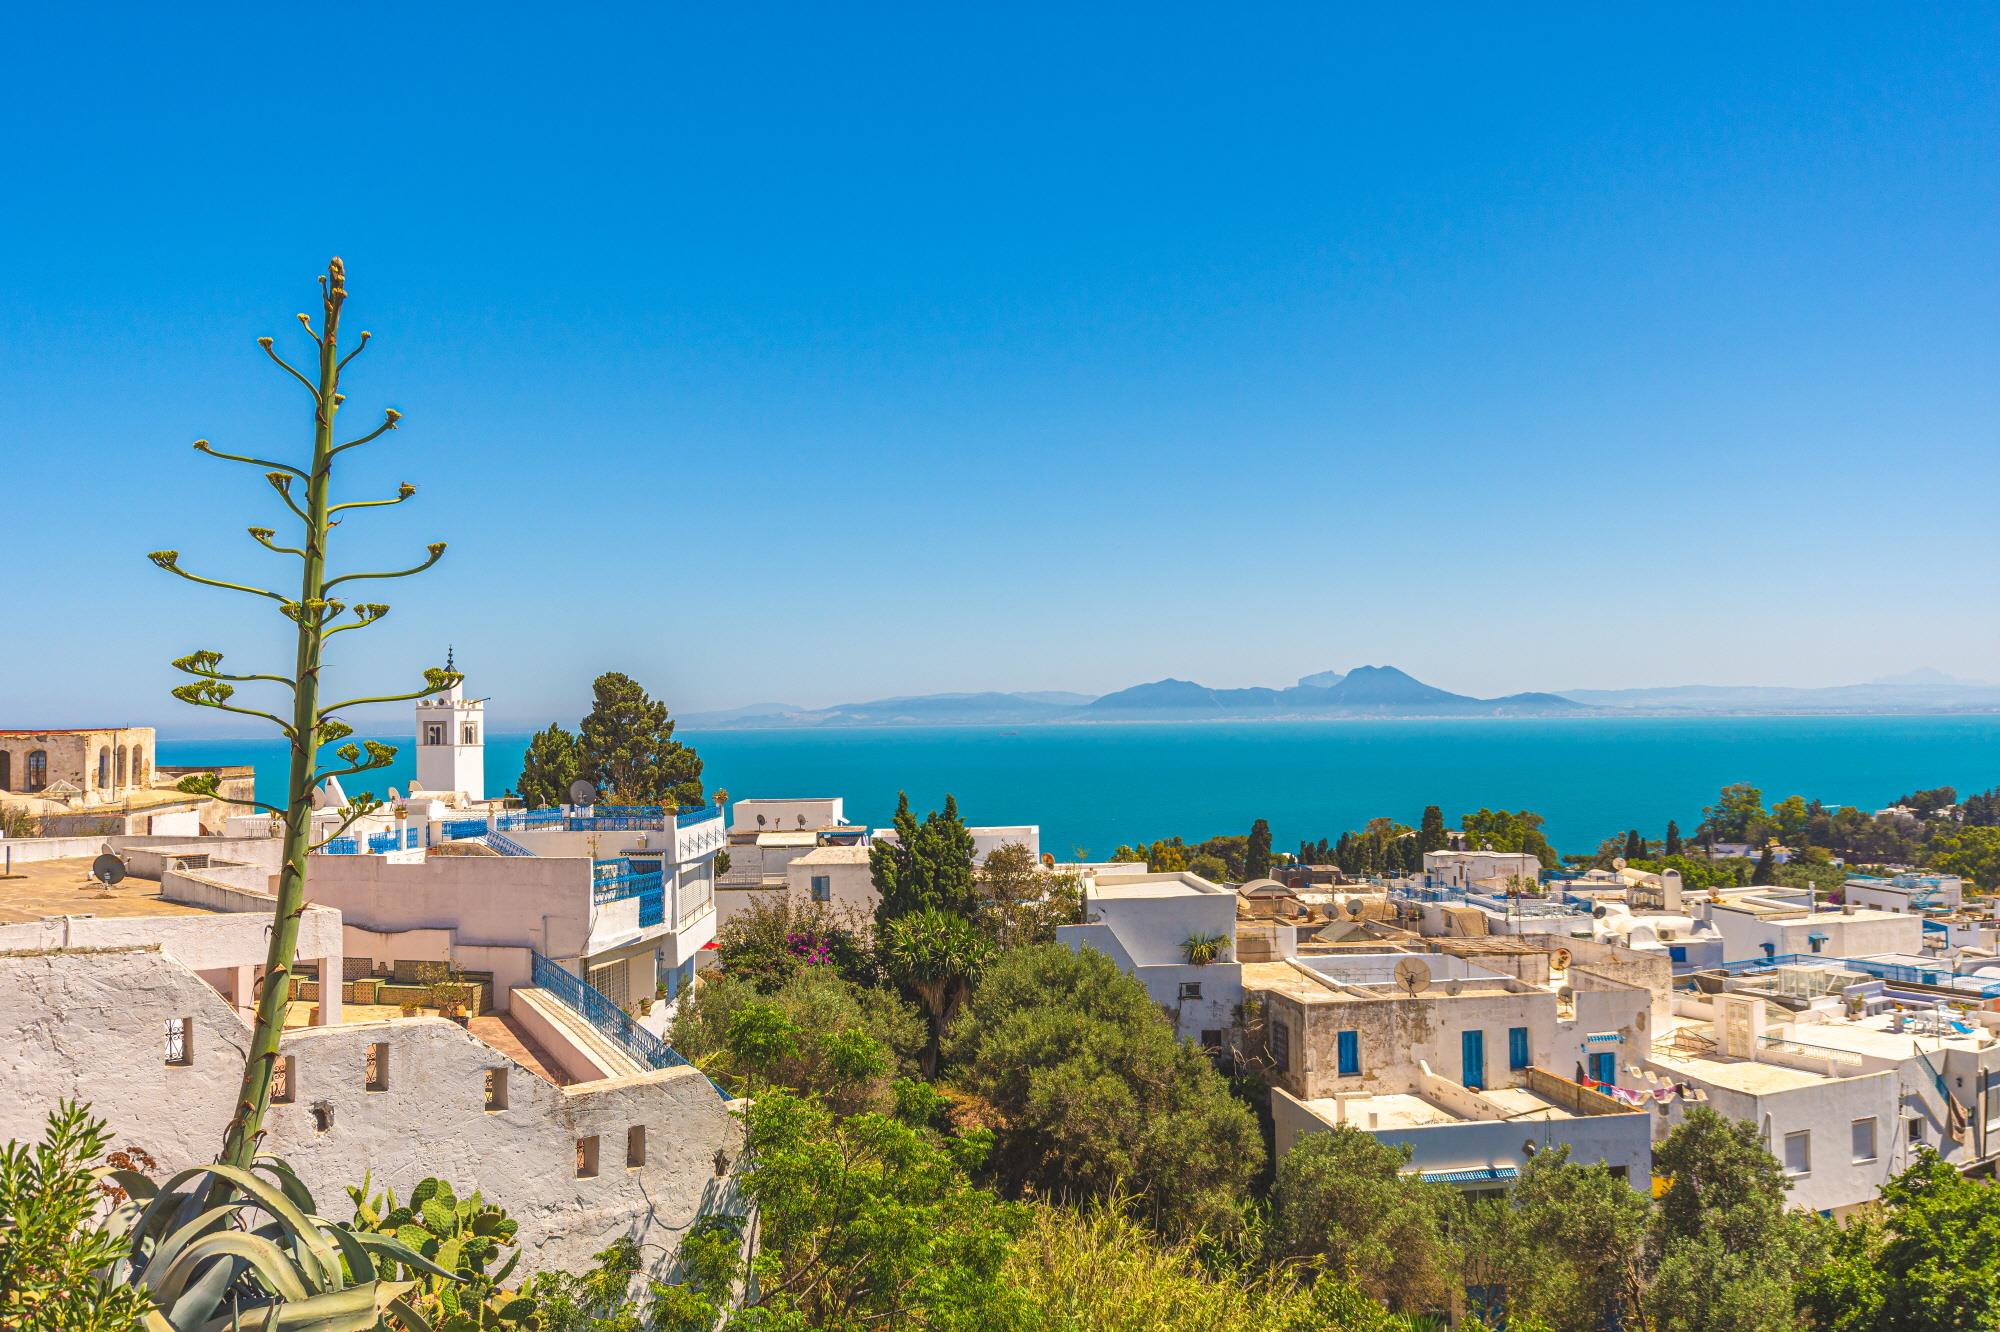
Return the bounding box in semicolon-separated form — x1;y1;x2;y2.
792;844;871;865
1089;871;1229;900
0;857;211;924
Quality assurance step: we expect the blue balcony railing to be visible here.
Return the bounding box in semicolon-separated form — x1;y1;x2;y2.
494;808;565;832
441;817;489;840
592;857;665;904
367;833;402;854
528;950;726;1096
323;837;359;855
638;889;664;927
675;804;722;827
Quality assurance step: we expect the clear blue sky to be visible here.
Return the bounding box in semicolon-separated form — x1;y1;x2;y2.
4;6;1996;732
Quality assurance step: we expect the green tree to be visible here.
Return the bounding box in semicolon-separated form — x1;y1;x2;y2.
0;1102;153;1331
150;259;458;1169
1798;1148;2000;1332
1189;853;1231;882
1700;783;1769;845
576;672;703;807
517;722;582;809
871;792;979;927
1623;829;1644;861
671;966;924;1113
1460;809;1560;869
1245;818;1274;881
1268;1126;1461;1315
948;944;1264;1241
1479;1147;1648;1332
1418;805;1448;853
882;907;990;1079
734;1090;1029;1329
1927;827;2000;890
1646;1107;1817;1332
1770;794;1811;847
1752;842;1777;886
976;843;1083;949
1664;819;1683;857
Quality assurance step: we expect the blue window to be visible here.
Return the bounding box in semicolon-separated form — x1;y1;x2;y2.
1508;1026;1530;1071
1589;1050;1617;1087
811;875;830;902
1462;1029;1486;1090
1337;1030;1360;1076
1668;944;1688;964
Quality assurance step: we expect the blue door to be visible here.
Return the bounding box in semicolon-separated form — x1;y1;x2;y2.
1589;1050;1617;1087
1462;1029;1486;1090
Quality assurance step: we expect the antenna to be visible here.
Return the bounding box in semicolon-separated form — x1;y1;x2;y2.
567;778;598;807
1393;956;1432;996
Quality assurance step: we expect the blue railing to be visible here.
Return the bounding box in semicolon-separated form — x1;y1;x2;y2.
494;809;565;832
484;830;536;858
405;827;421;849
592;857;664;904
323;837;359;855
1704;951;2000;997
367;832;402;854
675;804;722;827
528;951;722;1094
441;817;489;840
595;804;664;818
639;889;664;927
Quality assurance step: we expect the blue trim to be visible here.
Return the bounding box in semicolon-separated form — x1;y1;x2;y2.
529;950;726;1097
1422;1166;1519;1185
1337;1029;1361;1076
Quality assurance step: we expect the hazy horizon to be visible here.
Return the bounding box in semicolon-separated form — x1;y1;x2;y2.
5;7;1997;727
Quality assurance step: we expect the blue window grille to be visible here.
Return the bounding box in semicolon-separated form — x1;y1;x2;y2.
405;827;420;849
638;888;664;927
1336;1029;1360;1076
1508;1026;1530;1071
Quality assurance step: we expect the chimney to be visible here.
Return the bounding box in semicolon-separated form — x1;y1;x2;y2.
1661;869;1683;914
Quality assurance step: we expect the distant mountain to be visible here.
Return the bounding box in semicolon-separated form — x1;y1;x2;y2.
689;664;2000;729
1557;678;2000;714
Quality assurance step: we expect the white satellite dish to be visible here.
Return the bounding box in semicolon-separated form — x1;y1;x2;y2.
1445;978;1464;996
1346;898;1365;918
1553;947;1574;971
1394;956;1432;996
1558;984;1575;1003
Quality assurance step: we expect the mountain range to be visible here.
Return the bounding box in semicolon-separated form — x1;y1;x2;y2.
680;666;2000;729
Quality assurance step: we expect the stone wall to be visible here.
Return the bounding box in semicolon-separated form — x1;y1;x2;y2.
0;947;743;1280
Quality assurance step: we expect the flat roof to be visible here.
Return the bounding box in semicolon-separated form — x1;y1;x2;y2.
1298;1086;1577;1131
793;845;870;865
0;858;211;924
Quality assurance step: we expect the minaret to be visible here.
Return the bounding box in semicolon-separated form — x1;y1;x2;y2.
414;646;485;800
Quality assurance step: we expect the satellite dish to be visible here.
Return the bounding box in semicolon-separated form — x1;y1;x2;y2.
1446;978;1464;996
1393;957;1432;995
1553;947;1574;971
1346;898;1365;918
567;779;598;806
1558;984;1575;1003
1591;904;1608;919
90;854;126;887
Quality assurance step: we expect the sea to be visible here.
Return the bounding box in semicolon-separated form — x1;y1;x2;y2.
155;714;2000;860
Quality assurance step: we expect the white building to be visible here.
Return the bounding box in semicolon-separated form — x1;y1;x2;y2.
872;822;1041;864
0;841;741;1279
1058;871;1243;1046
414;649;485;803
1648;958;2000;1214
1700;894;1924;963
1842;873;1965;916
785;844;876;918
716;798;867;927
1423;849;1542;892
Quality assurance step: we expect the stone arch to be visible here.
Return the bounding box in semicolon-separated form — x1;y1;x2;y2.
117;745;129;788
97;747;110;789
26;750;47;792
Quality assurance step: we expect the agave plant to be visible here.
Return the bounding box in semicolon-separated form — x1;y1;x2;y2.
102;1156;449;1331
1180;931;1229;966
348;1176;539;1330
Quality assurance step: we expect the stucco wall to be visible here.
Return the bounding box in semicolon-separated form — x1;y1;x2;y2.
307;853;592;960
1654;1070;1902;1214
1261;980;1557;1100
0;948;742;1279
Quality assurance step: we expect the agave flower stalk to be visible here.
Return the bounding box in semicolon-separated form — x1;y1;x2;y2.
152;258;458;1171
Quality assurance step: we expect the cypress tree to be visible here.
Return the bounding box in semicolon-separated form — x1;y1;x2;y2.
1623;829;1644;861
1418;805;1448;853
1665;820;1683;857
1752;842;1777;886
1245;818;1274;881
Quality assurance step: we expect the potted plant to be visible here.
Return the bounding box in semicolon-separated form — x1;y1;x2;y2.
1181;931;1229;966
638;996;653;1017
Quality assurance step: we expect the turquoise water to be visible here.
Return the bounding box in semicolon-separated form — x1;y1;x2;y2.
156;715;1999;859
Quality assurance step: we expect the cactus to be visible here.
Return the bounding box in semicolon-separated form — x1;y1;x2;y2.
152;259;459;1171
349;1175;540;1329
